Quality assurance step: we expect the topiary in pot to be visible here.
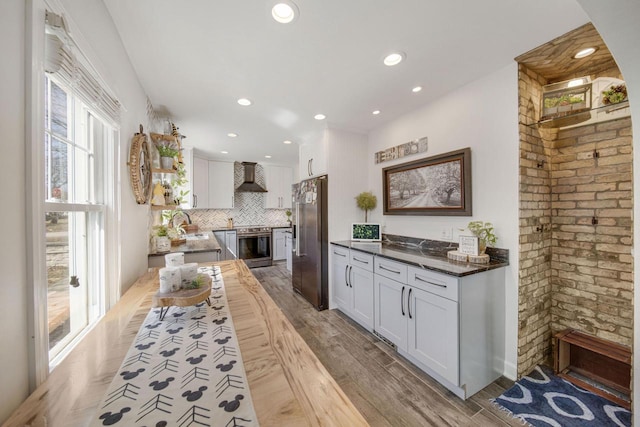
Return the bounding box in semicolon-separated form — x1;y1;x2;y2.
355;191;377;222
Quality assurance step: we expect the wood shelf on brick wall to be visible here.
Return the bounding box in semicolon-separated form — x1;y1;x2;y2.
554;329;631;409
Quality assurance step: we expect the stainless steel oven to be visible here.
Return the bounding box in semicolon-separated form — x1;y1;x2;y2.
236;226;272;268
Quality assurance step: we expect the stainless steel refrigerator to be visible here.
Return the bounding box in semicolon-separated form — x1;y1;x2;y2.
292;175;328;310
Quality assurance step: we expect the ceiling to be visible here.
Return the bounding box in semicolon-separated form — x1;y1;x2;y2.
103;0;589;166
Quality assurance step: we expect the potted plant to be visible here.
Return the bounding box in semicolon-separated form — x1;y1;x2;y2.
285;209;292;226
355;191;377;222
466;221;497;254
155;225;171;252
156;143;179;169
602;83;627;105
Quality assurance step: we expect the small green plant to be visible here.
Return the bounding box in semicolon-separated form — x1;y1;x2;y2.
355;191;377;222
157;144;179;158
156;225;168;237
466;221;497;251
183;275;204;289
602;84;627;105
285;209;292;224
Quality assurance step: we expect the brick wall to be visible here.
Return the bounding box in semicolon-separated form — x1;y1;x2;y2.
550;117;633;346
518;65;553;376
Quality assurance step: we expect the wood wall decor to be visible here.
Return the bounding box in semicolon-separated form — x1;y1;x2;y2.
128;124;152;204
374;136;428;164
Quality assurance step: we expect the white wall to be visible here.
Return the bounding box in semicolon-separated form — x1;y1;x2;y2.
367;63;520;378
0;0;150;422
0;1;29;422
576;0;640;422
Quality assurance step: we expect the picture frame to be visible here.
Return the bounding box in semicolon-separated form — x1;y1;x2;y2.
351;223;381;241
382;148;472;216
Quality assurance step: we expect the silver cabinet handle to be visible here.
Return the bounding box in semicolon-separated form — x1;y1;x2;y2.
231;196;234;208
310;158;314;176
379;264;401;274
414;275;446;288
333;251;347;257
401;286;405;316
348;266;353;288
408;288;413;319
353;256;369;264
344;265;349;287
193;194;198;208
307;159;311;176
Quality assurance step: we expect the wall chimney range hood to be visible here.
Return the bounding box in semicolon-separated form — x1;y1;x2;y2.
236;162;267;192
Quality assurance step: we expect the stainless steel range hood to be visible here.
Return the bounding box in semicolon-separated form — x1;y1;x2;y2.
236;162;267;192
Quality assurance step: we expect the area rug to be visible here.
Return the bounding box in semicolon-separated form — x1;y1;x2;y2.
90;266;259;426
492;365;631;427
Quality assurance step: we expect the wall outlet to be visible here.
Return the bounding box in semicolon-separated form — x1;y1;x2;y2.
440;227;453;241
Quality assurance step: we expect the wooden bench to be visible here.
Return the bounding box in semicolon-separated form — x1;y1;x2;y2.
554;329;631;409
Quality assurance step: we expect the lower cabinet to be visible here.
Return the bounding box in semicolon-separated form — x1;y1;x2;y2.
330;245;374;331
285;233;293;272
272;228;290;261
331;243;505;400
214;230;237;261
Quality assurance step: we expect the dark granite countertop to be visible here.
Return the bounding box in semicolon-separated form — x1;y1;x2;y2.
149;232;222;257
331;235;509;277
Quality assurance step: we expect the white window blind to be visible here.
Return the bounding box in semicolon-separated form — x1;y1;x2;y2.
45;11;121;123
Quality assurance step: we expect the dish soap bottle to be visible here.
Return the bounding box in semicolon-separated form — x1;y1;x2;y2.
227;217;233;228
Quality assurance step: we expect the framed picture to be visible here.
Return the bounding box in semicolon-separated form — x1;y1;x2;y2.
382;148;472;216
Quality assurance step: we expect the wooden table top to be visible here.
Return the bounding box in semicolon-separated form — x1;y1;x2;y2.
4;260;368;427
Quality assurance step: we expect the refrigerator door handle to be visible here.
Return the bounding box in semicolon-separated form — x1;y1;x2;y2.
295;202;300;256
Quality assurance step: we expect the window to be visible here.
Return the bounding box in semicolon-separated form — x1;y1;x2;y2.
44;75;113;363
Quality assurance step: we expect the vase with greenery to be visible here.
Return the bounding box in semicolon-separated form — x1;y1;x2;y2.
466;221;497;254
355;191;377;222
156;144;179;169
602;83;627;105
285;209;292;225
154;224;171;252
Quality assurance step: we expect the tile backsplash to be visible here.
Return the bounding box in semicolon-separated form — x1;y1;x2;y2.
186;162;290;228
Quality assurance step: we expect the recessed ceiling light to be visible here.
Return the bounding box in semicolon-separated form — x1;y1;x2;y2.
227;133;238;138
272;2;298;24
574;47;596;59
221;151;228;154
412;86;422;93
314;114;326;120
283;140;292;144
567;78;587;88
383;52;405;66
265;155;272;159
372;110;381;115
237;98;252;106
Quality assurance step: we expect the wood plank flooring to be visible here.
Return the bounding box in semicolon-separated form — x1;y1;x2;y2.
252;263;522;427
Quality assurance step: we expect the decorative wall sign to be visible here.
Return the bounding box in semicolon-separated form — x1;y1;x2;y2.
382;148;472;216
375;136;428;164
458;236;479;256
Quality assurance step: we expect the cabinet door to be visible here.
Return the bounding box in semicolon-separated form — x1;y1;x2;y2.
285;235;292;272
331;246;351;312
408;286;459;385
374;274;407;350
192;156;209;209
280;167;293;209
264;165;281;209
272;229;287;261
225;230;237;259
208;161;234;209
213;231;227;261
350;265;374;331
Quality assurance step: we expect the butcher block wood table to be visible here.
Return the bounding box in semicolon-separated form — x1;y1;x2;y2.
5;260;368;427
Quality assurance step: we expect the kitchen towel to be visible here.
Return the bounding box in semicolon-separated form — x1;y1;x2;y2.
165;252;185;267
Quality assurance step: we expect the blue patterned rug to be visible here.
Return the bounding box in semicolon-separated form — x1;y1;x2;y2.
492;366;630;427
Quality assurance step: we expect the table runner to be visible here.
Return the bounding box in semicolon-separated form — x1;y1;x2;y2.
91;266;259;426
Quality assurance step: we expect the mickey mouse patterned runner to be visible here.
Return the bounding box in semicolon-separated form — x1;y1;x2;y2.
91;266;259;426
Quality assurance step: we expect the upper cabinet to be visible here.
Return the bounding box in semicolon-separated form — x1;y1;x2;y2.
264;165;293;209
299;135;327;180
208;161;235;209
191;155;209;209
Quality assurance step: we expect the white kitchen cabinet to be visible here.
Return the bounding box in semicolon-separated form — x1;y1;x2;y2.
330;245;375;331
374;274;408;349
192;156;209;208
265;165;293;209
408;285;459;385
208;161;234;209
299;137;327;180
285;232;293;272
214;230;237;260
272;228;290;261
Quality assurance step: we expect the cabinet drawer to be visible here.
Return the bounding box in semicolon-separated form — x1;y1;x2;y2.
331;245;350;259
408;266;458;302
374;257;408;283
350;250;374;272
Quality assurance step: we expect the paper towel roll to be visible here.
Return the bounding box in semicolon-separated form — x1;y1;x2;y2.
159;266;182;292
165;252;185;267
180;263;199;287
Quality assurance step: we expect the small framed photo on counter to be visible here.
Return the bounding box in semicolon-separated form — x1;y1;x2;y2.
458;235;479;256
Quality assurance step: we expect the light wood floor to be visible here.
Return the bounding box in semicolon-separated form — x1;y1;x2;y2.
252;263;522;427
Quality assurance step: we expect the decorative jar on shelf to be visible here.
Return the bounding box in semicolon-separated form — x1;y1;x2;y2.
160;156;174;170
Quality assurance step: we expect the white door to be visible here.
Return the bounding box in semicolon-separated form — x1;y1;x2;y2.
350;266;374;331
408;287;459;385
192;156;209;208
208;161;234;209
374;274;407;350
272;229;287;260
331;247;351;312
